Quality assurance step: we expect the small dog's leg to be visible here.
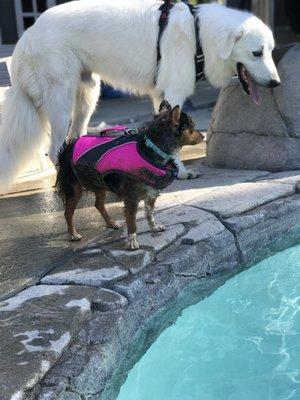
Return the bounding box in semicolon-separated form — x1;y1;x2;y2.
65;184;83;242
124;197;139;251
95;188;121;229
145;196;166;232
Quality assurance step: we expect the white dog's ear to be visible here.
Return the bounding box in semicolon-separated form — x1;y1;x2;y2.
218;30;244;60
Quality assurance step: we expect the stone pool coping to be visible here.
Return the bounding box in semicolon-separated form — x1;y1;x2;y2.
1;162;300;400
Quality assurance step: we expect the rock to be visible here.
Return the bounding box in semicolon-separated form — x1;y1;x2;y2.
181;217;226;244
206;44;300;171
105;247;153;275
135;223;185;253
38;390;82;400
52;306;139;397
92;288;128;312
112;266;182;324
187;180;295;218
274;45;300;136
0;285;95;400
87;310;126;345
137;205;213;232
224;194;300;264
160;226;239;278
57;392;82;400
37;388;57;399
41;250;128;286
207;133;300;171
254;170;300;185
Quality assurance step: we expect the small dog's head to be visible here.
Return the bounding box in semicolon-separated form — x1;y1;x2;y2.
153;101;204;151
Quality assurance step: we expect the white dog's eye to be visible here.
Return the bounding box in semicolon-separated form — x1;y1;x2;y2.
252;50;263;57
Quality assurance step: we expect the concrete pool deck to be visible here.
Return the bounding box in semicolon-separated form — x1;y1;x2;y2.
1;90;300;399
1;159;300;399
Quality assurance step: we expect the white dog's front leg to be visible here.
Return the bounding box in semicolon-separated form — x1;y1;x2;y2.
174;152;201;180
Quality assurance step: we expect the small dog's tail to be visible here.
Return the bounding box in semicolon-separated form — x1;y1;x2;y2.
55;141;78;204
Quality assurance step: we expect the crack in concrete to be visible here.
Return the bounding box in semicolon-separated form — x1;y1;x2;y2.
219;219;245;266
173;272;203;280
187;205;244;265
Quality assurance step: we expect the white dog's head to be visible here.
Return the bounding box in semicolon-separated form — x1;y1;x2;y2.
200;4;281;105
217;15;281;104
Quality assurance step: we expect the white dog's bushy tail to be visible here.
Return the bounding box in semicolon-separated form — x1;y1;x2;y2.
0;85;48;194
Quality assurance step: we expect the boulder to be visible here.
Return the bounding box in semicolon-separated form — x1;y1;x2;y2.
206;44;300;171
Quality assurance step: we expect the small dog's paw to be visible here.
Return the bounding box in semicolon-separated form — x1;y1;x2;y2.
68;233;82;242
151;223;166;232
178;169;201;180
126;233;140;251
108;221;122;230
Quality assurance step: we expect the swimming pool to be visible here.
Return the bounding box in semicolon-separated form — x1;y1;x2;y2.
117;245;300;400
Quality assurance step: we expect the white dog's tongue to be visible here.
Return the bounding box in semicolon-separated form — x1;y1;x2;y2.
246;71;262;105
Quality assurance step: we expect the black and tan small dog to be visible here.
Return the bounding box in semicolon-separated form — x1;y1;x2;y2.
56;101;204;250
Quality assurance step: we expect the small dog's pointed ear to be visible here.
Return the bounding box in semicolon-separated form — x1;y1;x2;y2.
171;105;181;126
159;100;172;113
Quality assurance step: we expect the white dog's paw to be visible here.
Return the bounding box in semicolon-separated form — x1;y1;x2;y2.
174;156;201;180
177;168;201;180
68;233;83;242
151;223;166;232
126;233;140;251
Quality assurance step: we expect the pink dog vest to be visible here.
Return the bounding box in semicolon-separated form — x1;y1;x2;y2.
71;128;177;192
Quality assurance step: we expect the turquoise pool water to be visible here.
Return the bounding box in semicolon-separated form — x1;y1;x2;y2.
117;245;300;400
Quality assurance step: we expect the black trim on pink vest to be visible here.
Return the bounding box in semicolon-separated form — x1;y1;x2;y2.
71;133;178;193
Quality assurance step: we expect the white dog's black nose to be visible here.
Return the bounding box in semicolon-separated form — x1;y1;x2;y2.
269;79;281;88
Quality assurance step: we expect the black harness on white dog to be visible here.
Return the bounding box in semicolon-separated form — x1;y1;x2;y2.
156;0;205;84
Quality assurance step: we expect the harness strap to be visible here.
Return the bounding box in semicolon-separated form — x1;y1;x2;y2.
156;0;175;70
155;0;205;84
181;0;205;82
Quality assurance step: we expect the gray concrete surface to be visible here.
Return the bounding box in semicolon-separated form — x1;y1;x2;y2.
0;285;95;399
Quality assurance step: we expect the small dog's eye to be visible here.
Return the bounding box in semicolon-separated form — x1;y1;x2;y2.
252;50;263;57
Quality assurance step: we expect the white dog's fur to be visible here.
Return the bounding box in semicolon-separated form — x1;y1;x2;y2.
0;0;280;192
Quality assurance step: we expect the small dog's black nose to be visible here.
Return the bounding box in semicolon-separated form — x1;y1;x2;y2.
269;79;281;88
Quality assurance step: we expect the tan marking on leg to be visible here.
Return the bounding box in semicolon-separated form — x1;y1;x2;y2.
64;183;83;241
124;197;139;250
95;188;121;229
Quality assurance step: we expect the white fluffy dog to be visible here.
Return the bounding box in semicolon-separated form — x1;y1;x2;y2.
0;0;280;191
